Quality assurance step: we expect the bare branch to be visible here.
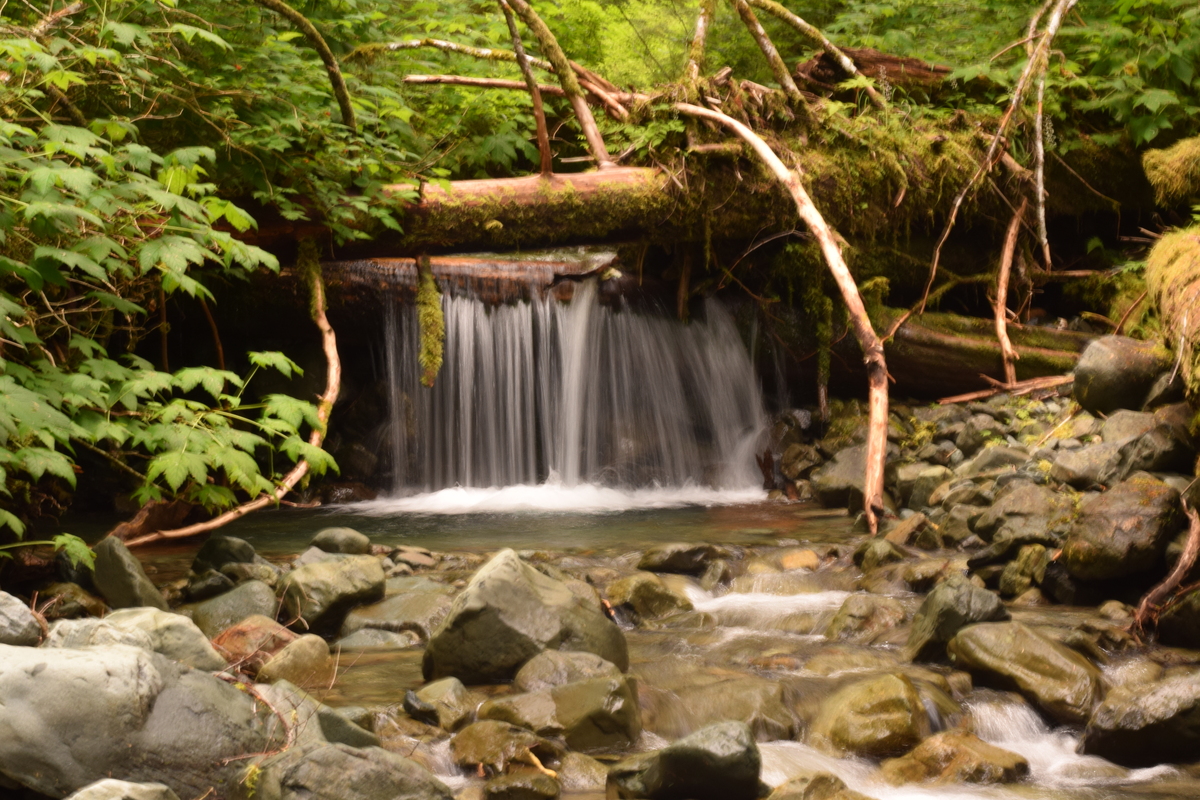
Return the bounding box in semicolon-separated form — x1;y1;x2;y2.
729;0;808;111
255;0;356;131
684;0;717;85
995;199;1027;385
500;0;552;175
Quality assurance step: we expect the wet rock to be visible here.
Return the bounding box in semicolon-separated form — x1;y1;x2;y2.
211;614;298;675
610;721;761;800
257;634;335;688
998;544;1049;598
665;677;796;741
1073;335;1171;414
947;622;1102;724
65;780;180;800
0;591;40;646
191;535;256;574
253;742;453;800
484;770;559;800
278;555;385;636
183;579;277;638
1102;410;1158;444
778;549;821;571
811;445;867;508
101;608;226;670
311;527;372;555
392;546;439;570
905;575;1009;660
337;628;420;648
1049;443;1122;487
606;572;693;619
1120;421;1196;476
514;651;624;693
1062;474;1182;581
879;730;1028;785
1143;370;1186;409
478;690;560;738
0;643;279;798
766;771;873;800
40;582;107;620
92;537;168;611
957;446;1030;477
1157;586;1200;648
972;482;1072;542
781;444;823;481
638;543;721;575
411;677;477;731
184;570;234;602
853;539;904;572
808;674;929;758
220;562;280;589
825;595;906;643
451;721;556;774
956;415;1006;457
965;528;1061;570
339;582;454;640
939;506;976;546
423;549;627;684
882;514;926;546
552;677;642;750
1081;674;1200;767
909;467;953;510
557;752;607;792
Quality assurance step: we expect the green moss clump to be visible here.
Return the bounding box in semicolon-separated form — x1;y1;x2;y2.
1143;136;1200;205
1145;225;1200;394
416;255;444;387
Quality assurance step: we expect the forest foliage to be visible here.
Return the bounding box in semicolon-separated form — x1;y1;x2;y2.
0;0;1198;545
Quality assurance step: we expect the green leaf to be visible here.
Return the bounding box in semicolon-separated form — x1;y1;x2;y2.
248;351;303;378
0;509;25;536
172;367;243;398
52;534;94;569
16;447;77;487
146;449;208;492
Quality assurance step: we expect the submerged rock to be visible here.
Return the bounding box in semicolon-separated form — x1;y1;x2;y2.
880;730;1028;785
808;674;929;758
638;543;721;575
423;549;627;684
1081;674;1200;767
825;595;906;643
609;721;761;800
1061;473;1182;581
947;622;1102;724
484;769;560;800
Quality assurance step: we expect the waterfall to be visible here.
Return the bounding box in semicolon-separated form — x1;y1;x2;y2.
385;280;765;494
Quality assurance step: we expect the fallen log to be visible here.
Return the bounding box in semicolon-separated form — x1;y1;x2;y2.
795;46;949;95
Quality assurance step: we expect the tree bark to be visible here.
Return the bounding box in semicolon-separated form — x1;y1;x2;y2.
747;0;886;108
684;0;718;85
505;0;614;168
674;102;886;531
729;0;808;111
256;0;356;131
500;0;553;175
126;239;341;547
995;199;1027;385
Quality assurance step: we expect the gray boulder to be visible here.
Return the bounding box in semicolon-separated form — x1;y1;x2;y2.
515;651;624;693
1081;674;1200;767
664;677;795;742
311;527;372;555
638;543;720;575
609;721;760;800
1073;336;1171;414
44;618;156;653
92;537;168;611
65;780;180;800
278;555;385;636
972;482;1072;542
1061;474;1182;580
250;742;453;800
947;622;1102;724
339;581;454;640
103;608;226;670
0;591;41;646
0;644;279;797
905;576;1009;661
423;549;627;684
1101;410;1158;444
810;445;867;508
183;580;277;638
191;535;256;574
956;414;1006;457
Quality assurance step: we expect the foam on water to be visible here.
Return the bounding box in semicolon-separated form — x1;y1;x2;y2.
684;585;852;614
351;482;766;515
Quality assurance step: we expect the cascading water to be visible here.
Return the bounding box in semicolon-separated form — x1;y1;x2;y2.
383;279;765;500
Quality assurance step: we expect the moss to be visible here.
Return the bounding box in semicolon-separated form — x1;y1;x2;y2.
1143;136;1200;205
1145;225;1200;395
416;255;444;387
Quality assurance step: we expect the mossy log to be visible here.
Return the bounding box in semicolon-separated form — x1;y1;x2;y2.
1146;225;1200;393
872;307;1093;397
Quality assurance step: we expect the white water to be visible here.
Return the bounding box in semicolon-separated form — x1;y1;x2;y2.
385;280;765;496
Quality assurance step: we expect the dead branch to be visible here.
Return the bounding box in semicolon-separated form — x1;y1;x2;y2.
937;374;1071;404
920;0;1078;311
675;102;887;532
1114;289;1148;336
500;0;552;175
995;199;1027;384
1033;73;1052;269
684;0;718;85
402;74;565;95
729;0;808;111
1133;500;1200;640
198;297;225;371
506;0;614;168
371;38;553;72
256;0;356;131
747;0;885;109
126;240;341;547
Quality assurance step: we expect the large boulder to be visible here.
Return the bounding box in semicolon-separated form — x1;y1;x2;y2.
905;575;1009;660
810;445;867;508
972;482;1073;542
249;742;453;800
65;780;180;800
1073;336;1171;414
183;580;277;638
339;582;454;640
609;722;761;800
92;537;168;611
191;535;257;574
1081;674;1200;767
879;730;1028;785
422;549;627;684
0;644;279;797
1061;474;1183;580
103;608;226;670
278;555;385;636
808;674;929;758
947;622;1102;724
0;591;41;646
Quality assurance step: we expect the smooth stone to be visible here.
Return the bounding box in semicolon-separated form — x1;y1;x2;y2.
256;633;335;688
825;595;906;643
0;590;41;646
210;614;298;675
183;580;277;639
905;574;1009;660
808;674;929;758
278;555;385;636
1081;674;1200;767
413;677;477;731
606;572;693;619
335;628;421;649
1062;473;1183;580
92;537;168;611
311;527;371;555
880;730;1028;785
638;543;721;575
102;607;226;670
810;445;867;508
191;535;256;574
339;584;454;640
612;721;761;800
1073;335;1171;414
252;742;453;800
65;779;180;800
514;651;624;693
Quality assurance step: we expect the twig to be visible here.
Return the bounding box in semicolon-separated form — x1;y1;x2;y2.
1113;290;1148;336
198;297;225;371
1033;73;1052;269
1133;500;1200;640
938;374;1071;405
996;199;1028;384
